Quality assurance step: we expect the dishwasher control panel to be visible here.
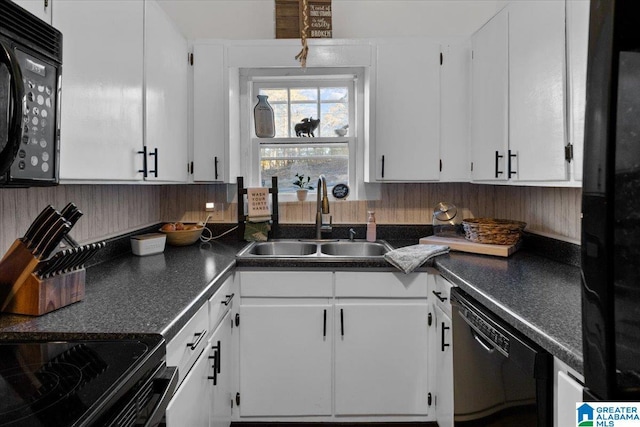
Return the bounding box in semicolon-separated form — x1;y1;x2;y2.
461;306;511;356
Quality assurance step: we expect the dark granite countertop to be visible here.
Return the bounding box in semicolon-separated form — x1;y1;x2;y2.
0;225;583;374
0;239;246;342
433;251;583;374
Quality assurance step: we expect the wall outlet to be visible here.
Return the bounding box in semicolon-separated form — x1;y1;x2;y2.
205;202;225;222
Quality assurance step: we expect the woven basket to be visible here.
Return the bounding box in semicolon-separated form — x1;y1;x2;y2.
462;218;526;245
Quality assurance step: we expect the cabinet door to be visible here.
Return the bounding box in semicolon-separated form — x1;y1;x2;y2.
165;339;212;427
440;42;471;182
374;38;440;181
211;312;232;427
470;8;509;182
144;0;188;182
434;305;453;427
508;0;567;181
334;302;430;415
567;0;590;182
55;0;144;181
193;43;227;182
239;303;332;416
12;0;51;24
556;370;584;427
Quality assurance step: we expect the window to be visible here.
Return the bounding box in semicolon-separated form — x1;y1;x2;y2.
242;68;363;197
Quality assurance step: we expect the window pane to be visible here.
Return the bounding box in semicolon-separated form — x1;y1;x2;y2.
291;105;320;136
272;103;289;137
320;87;348;102
290;88;317;101
258;88;287;103
260;143;349;191
320;103;349;137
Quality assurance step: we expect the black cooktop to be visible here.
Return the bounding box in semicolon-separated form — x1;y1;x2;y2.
0;336;164;427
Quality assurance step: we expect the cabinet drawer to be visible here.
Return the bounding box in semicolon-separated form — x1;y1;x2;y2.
209;275;234;332
433;274;454;315
240;271;332;297
335;272;428;298
166;302;209;386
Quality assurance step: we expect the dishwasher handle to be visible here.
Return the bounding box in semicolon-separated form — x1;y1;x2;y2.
456;305;509;358
471;329;496;354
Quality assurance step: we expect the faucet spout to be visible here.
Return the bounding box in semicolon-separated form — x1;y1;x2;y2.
316;175;332;239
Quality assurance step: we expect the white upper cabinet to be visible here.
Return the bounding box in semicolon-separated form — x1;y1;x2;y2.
12;0;51;24
373;38;441;181
56;0;187;182
567;0;590;182
55;0;145;181
192;43;227;182
470;9;509;182
144;0;189;182
471;2;572;184
508;0;567;182
440;41;471;182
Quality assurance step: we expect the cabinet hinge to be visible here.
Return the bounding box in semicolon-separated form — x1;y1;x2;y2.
428;312;433;327
44;0;49;7
471;50;474;60
439;159;442;172
470;162;474;172
189;52;194;66
236;392;241;406
189;161;194;174
428;392;433;406
565;143;574;162
440;52;443;65
235;312;240;327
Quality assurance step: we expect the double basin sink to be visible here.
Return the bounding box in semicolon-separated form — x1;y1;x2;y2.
236;239;393;260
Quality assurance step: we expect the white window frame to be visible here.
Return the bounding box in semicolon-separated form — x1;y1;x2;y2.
239;67;366;201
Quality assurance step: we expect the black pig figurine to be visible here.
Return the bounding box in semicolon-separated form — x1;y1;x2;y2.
294;117;320;137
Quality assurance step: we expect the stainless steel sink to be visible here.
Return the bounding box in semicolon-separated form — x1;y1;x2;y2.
236;239;393;260
245;241;318;256
319;241;390;257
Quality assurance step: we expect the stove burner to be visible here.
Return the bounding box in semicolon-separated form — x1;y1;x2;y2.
0;337;163;427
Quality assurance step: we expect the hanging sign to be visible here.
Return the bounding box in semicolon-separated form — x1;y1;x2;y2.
304;0;332;39
275;0;332;39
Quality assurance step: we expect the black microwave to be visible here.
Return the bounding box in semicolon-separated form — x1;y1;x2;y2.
0;0;62;187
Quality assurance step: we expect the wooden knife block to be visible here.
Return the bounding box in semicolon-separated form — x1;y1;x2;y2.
0;240;85;316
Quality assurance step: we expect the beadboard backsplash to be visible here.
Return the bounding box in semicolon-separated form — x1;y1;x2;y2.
0;182;581;254
162;183;582;244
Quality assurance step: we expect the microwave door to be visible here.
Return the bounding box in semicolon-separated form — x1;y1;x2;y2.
0;38;24;177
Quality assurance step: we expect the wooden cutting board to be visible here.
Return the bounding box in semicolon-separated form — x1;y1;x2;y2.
419;235;520;257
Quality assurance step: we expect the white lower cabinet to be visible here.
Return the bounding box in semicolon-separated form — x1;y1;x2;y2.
237;270;437;421
554;357;584;427
334;302;430;415
210;311;233;427
433;304;453;427
165;276;235;427
238;303;333;416
165;330;212;426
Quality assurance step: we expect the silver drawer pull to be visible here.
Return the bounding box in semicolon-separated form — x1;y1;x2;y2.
186;329;207;350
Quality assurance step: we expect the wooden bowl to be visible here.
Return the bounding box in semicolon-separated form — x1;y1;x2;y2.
160;224;204;246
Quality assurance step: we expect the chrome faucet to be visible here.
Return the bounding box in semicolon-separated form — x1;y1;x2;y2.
316;175;332;239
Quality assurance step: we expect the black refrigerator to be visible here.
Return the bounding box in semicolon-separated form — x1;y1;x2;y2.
582;0;640;401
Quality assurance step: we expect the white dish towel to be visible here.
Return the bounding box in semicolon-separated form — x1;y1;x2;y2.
383;244;450;274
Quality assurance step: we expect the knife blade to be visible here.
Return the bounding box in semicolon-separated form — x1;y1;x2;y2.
22;205;56;250
33;218;71;259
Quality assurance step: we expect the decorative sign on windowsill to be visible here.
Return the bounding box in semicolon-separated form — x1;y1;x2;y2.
275;0;332;39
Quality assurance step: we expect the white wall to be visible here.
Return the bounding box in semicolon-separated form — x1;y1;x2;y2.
157;0;503;40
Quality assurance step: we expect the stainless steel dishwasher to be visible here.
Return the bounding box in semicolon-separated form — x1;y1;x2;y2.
450;287;552;426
